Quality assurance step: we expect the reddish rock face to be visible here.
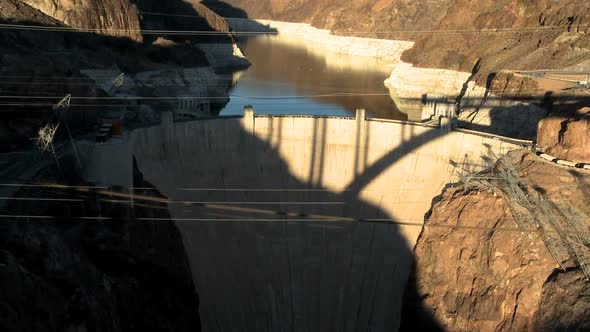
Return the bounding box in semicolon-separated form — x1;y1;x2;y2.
404;151;590;331
18;0;144;42
209;0;590;77
537;116;562;148
538;107;590;162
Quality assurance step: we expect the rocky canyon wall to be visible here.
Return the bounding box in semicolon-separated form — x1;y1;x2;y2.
403;150;590;331
226;11;564;140
0;157;201;332
18;0;144;41
537;107;590;163
0;0;244;151
211;0;590;80
227;18;414;60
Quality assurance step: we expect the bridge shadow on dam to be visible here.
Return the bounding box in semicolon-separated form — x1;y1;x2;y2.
125;113;461;332
398;93;590;140
201;0;250;19
1;114;482;331
4;106;548;331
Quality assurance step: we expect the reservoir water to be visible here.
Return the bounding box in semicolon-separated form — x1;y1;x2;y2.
220;35;408;120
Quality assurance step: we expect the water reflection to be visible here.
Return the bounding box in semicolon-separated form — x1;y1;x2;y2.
221;35;407;120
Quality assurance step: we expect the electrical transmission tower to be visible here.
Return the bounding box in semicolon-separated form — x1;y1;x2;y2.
34;94;82;169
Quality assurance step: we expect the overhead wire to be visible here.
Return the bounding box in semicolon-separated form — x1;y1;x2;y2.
75;4;586;36
0;93;394;100
1;87;585;102
0;81;394;95
0;22;267;35
0;22;579;36
0;212;586;235
0;73;238;80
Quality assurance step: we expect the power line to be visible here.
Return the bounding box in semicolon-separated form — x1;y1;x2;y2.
329;26;578;35
138;10;220;19
0;197;346;205
0;74;238;80
0;213;584;235
0;81;230;86
1;86;581;102
0;80;393;93
0;103;127;107
0;196;83;202
0;183;430;192
0;22;577;36
0;93;393;100
0;23;268;36
0;96;390;105
71;5;583;36
0;88;566;102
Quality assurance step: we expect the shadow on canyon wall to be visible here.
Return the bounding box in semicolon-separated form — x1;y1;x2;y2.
0;6;273;150
133;0;234;44
0;14;210;150
132;0;276;50
454;69;590;140
201;0;250;19
400;93;590;140
0;156;200;332
458;93;590;140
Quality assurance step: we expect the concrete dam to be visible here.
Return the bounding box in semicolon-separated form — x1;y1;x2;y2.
81;110;528;331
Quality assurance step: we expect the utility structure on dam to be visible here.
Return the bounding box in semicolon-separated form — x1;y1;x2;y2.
77;107;532;332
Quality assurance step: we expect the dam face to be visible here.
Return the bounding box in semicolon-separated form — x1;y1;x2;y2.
116;113;524;331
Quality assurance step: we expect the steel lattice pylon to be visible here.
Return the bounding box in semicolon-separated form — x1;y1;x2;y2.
52;94;71;111
112;73;125;88
36;123;59;152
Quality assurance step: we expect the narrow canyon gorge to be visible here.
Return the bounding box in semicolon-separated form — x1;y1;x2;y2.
1;1;589;331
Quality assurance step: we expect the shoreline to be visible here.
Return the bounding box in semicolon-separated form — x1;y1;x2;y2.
226;18;547;138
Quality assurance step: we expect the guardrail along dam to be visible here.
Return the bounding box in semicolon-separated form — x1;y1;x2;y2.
83;109;527;331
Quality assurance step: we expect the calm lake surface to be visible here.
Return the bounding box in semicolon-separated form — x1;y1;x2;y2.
220;35;407;120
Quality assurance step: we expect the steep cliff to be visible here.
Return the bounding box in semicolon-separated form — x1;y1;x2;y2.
0;0;116;151
0;0;243;151
403;150;590;331
13;0;236;43
537;107;590;162
136;0;236;43
0;157;201;332
18;0;143;41
8;0;239;44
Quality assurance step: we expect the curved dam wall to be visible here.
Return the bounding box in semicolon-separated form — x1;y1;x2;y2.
77;113;528;331
108;112;528;332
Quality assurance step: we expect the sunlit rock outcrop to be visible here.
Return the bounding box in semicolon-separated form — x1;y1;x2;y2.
537;107;590;162
404;150;590;331
18;0;143;41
